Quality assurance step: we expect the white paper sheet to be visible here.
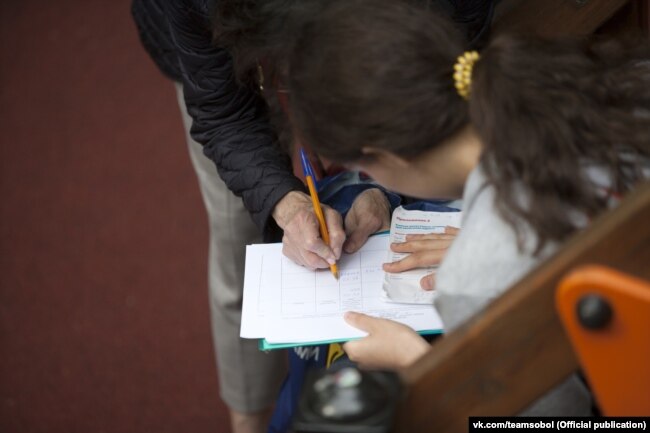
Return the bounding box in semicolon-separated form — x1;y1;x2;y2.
241;234;443;344
382;207;462;304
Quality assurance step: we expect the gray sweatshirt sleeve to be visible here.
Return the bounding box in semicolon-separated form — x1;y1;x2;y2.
434;167;593;416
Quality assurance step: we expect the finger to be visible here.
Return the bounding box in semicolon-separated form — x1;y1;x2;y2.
282;238;327;270
420;273;436;291
404;233;456;241
344;193;388;253
299;213;337;264
342;340;362;363
323;207;345;259
281;238;304;267
344;311;377;333
299;238;336;268
391;239;453;253
371;193;392;231
343;215;382;254
382;250;445;273
343;209;359;240
445;226;460;235
343;231;366;254
300;249;332;269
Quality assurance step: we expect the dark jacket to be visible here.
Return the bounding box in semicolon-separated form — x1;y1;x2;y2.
131;0;495;240
132;0;305;241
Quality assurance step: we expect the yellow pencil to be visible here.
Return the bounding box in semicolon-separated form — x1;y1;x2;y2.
300;149;339;279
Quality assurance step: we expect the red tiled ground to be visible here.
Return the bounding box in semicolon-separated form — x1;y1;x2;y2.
0;1;229;431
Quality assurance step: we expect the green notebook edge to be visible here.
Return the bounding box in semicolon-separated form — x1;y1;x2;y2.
257;229;439;351
258;329;443;351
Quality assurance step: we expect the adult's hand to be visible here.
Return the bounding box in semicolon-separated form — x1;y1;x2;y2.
343;312;430;370
382;226;459;290
273;191;346;270
343;188;391;254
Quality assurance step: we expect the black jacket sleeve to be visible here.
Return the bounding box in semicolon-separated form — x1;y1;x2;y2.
163;0;305;240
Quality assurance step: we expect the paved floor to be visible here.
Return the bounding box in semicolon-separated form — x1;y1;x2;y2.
0;1;229;431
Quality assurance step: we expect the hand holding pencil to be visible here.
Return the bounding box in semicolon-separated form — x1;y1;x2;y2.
300;149;339;279
272;149;390;276
272;178;345;272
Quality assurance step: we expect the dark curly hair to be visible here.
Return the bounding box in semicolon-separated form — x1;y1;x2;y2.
211;0;496;151
211;0;328;151
212;0;326;88
288;0;650;252
212;0;494;87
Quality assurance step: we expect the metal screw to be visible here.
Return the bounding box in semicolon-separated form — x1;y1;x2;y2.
577;294;613;330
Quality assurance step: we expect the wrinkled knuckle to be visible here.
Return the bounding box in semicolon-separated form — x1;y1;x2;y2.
366;215;381;230
304;237;320;251
284;224;300;238
305;256;322;269
326;207;340;219
302;256;318;270
332;231;346;243
282;243;294;258
296;209;312;223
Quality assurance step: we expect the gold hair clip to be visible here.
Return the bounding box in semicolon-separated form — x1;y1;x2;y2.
453;51;480;100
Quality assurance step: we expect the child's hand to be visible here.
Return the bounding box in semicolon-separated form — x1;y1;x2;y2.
342;312;430;370
382;226;459;290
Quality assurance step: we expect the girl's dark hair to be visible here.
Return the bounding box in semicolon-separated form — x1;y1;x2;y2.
212;0;495;152
289;0;650;252
212;0;338;90
212;0;328;151
212;0;493;88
